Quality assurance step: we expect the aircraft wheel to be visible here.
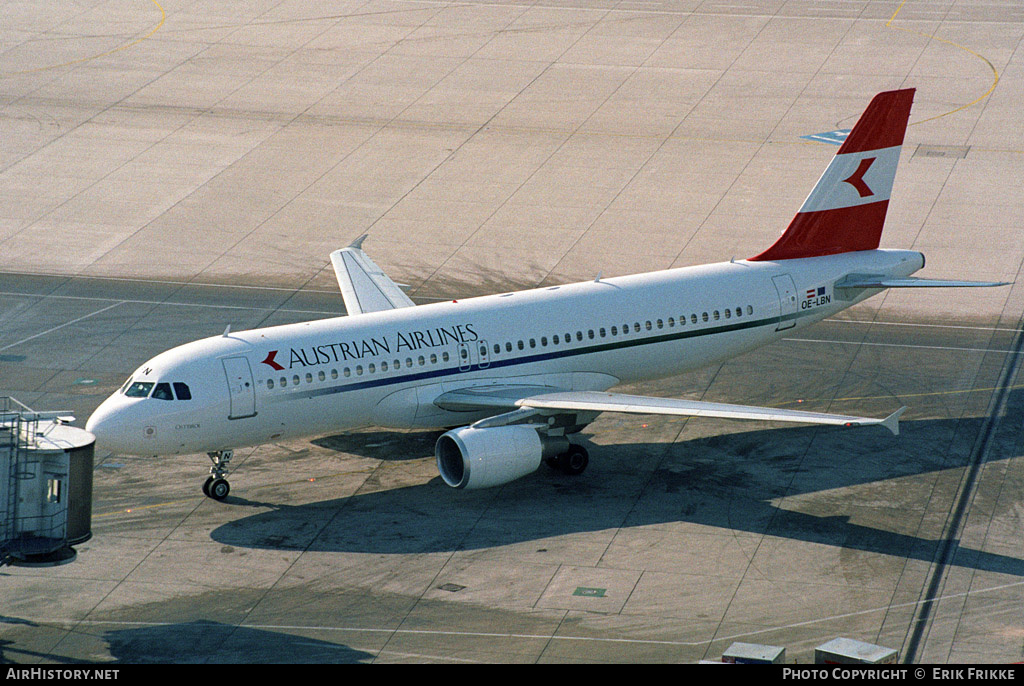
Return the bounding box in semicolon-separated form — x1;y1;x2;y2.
207;477;230;501
559;446;589;476
202;476;213;496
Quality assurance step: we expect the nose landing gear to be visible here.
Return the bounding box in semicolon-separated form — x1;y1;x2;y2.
203;450;233;500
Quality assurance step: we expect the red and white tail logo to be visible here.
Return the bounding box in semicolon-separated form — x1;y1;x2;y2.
750;88;915;261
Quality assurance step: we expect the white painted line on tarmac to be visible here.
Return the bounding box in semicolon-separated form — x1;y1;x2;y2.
784;337;1022;356
0;301;123;352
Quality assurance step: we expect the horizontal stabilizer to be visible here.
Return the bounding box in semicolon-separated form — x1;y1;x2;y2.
836;275;1010;289
331;235;415;316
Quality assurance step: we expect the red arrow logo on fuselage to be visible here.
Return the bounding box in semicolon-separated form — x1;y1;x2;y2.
261;350;284;371
843;156;876;198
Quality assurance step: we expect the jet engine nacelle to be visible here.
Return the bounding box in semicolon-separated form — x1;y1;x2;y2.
435;425;568;489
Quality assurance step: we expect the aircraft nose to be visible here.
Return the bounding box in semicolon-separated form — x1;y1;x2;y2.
86;397;132;453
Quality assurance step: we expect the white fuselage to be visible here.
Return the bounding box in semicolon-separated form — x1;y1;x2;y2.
85;249;924;456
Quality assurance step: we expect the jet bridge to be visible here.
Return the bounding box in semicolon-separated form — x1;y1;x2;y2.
1;397;95;566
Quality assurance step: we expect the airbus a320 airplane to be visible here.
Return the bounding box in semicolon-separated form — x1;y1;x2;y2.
87;88;1005;500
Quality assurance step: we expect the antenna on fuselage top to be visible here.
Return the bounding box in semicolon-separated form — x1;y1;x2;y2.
223;325;231;337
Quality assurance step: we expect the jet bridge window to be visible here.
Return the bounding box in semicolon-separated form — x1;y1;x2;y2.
125;381;154;398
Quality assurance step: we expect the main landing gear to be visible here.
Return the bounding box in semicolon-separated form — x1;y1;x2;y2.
203;450;233;500
545;444;589;476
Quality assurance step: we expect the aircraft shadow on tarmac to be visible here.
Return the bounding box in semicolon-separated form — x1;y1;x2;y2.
101;620;372;664
0;619;372;665
210;398;1024;577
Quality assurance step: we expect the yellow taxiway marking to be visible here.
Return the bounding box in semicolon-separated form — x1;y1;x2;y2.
1;0;165;77
887;0;1000;126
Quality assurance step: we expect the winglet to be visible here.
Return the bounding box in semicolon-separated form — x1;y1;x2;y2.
750;89;915;261
880;406;906;436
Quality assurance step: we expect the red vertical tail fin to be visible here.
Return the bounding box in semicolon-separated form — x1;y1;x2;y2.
749;88;915;262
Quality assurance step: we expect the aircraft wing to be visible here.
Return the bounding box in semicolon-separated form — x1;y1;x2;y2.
435;387;905;435
330;235;415;315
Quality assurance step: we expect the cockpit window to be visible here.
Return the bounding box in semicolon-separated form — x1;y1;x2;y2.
173;382;192;400
124;381;154;398
152;383;174;401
